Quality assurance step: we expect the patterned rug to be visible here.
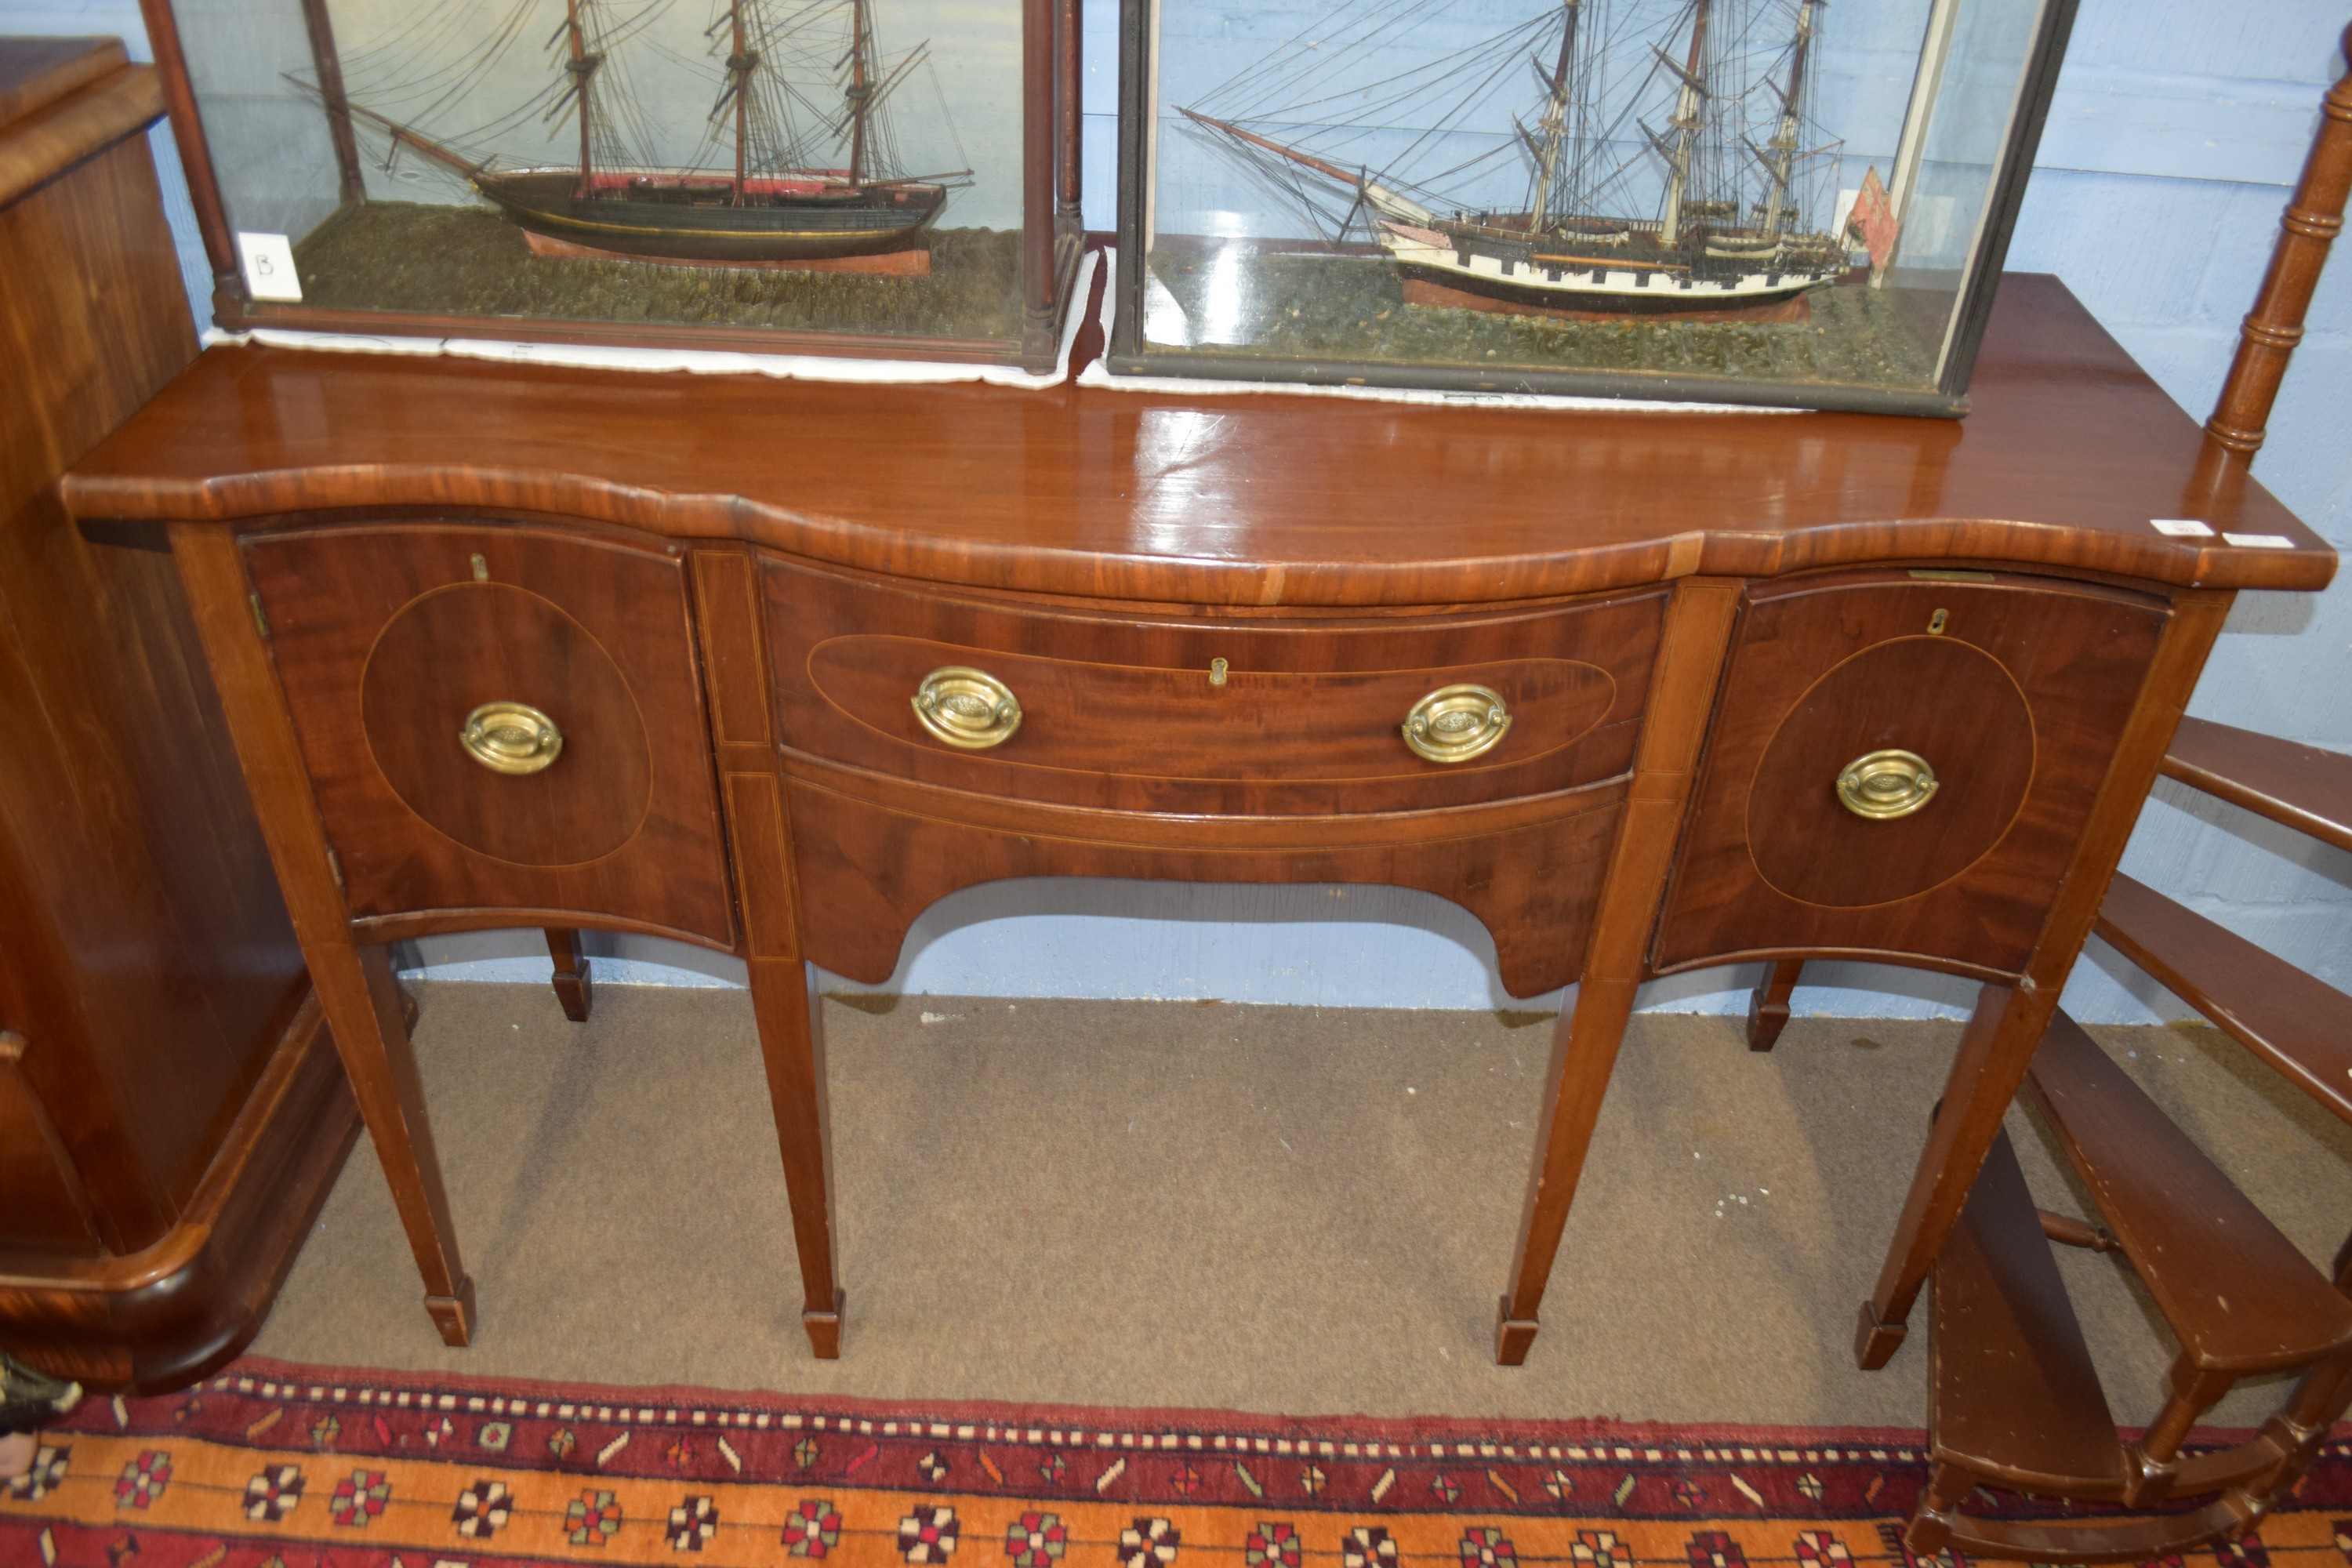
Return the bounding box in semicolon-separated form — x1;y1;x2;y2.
4;1356;2347;1568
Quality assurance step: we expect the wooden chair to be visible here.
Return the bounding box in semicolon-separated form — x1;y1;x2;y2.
1756;34;2352;1559
1755;730;2352;1563
1909;720;2352;1560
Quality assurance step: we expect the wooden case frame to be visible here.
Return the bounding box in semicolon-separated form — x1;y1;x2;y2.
1108;0;2082;416
136;0;1087;371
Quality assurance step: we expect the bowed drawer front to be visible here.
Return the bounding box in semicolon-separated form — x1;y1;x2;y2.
242;522;734;946
762;557;1667;817
1651;570;2171;979
751;557;1662;996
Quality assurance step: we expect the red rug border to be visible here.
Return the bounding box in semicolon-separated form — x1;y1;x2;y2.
209;1356;2287;1457
217;1355;1933;1448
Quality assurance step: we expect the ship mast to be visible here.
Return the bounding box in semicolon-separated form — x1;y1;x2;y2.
557;0;604;198
717;0;758;202
1657;0;1711;248
1527;0;1580;231
1759;0;1818;241
846;0;874;186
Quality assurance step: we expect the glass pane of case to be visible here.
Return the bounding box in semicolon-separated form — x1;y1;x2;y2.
1123;0;2067;411
172;0;1030;347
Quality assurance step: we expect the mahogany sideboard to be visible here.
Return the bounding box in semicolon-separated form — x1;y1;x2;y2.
0;36;350;1391
58;274;2336;1368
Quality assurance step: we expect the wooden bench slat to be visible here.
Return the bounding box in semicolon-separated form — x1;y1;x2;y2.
2161;715;2352;855
1929;1123;2126;1494
2024;1010;2352;1374
2097;871;2352;1129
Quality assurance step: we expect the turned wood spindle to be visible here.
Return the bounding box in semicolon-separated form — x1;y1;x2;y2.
2205;24;2352;454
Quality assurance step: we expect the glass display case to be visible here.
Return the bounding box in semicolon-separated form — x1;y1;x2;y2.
1108;0;2078;412
149;0;1084;368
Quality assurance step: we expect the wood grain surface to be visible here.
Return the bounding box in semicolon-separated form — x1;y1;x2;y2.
1927;1125;2126;1496
2205;24;2352;453
2161;713;2352;855
1653;571;2169;979
0;53;161;209
241;521;735;947
2024;1010;2352;1377
62;255;2339;1379
0;34;122;125
60;278;2334;606
782;761;1628;997
768;557;1662;816
0;38;348;1392
2096;872;2352;1129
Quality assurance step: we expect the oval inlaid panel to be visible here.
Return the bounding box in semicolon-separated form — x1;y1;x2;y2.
361;583;653;867
1746;636;2035;909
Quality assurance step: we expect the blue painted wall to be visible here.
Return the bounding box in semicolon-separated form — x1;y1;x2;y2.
9;0;2346;1021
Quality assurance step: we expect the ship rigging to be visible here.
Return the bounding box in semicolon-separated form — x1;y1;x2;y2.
1176;0;1849;314
304;0;971;263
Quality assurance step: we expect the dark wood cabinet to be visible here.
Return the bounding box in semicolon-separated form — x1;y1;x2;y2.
0;37;351;1390
56;273;2336;1381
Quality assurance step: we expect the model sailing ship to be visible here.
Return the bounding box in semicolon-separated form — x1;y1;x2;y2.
312;0;964;263
1180;0;1847;314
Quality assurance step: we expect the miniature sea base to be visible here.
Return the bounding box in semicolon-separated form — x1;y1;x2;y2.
1145;247;1940;390
289;202;1022;341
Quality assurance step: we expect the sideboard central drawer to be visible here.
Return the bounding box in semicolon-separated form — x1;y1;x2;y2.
764;559;1664;816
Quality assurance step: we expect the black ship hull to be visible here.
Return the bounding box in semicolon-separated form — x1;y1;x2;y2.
474;169;946;263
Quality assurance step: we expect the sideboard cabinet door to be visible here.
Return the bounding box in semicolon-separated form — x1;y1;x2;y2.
1652;570;2170;980
241;522;735;948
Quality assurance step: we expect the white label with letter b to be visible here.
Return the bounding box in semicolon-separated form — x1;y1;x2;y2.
236;232;303;302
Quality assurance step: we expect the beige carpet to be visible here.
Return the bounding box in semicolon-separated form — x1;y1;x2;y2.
252;985;2352;1427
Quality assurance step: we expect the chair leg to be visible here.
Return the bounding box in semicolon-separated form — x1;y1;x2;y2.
545;927;593;1022
1859;981;2056;1368
1746;959;1803;1051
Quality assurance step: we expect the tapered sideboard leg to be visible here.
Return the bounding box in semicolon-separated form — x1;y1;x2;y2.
1854;980;2031;1367
168;520;476;1349
1495;579;1744;1366
343;942;477;1346
748;956;844;1358
690;547;844;1357
1746;959;1803;1051
1497;974;1642;1364
297;938;479;1345
545;927;593;1022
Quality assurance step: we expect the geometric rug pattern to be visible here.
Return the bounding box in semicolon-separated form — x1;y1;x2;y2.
5;1356;2348;1568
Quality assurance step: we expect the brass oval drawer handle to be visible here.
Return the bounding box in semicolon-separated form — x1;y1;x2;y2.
1836;749;1939;820
459;701;564;775
912;666;1023;750
1403;684;1512;764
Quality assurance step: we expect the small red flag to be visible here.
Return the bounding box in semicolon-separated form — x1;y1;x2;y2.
1846;165;1899;274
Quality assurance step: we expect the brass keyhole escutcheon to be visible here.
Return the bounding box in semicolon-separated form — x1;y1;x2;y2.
1209;657;1229;687
1836;749;1938;820
1403;684;1512;764
912;667;1022;750
459;701;564;775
